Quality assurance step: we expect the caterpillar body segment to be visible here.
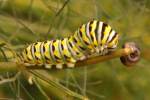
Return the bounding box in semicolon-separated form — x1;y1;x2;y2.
21;20;119;69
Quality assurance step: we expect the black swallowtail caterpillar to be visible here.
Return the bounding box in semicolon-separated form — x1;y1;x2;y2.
20;20;119;69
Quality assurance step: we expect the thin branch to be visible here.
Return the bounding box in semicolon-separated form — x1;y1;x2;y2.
45;0;70;38
75;47;133;67
0;72;20;85
0;46;134;72
14;18;36;35
55;0;70;17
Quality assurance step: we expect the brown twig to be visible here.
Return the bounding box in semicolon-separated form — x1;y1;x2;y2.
0;45;135;72
75;47;133;67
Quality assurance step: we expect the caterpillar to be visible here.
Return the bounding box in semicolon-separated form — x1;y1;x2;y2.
20;20;119;69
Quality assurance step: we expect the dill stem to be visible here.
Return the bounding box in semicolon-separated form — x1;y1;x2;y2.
0;47;134;71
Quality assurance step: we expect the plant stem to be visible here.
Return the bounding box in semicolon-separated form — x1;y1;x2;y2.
0;47;133;72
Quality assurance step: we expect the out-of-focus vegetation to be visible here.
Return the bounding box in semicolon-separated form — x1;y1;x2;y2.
0;0;149;100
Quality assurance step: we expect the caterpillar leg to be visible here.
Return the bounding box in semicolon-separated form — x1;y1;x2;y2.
24;63;36;66
66;63;75;68
28;76;34;85
56;64;63;69
45;64;52;69
79;55;87;60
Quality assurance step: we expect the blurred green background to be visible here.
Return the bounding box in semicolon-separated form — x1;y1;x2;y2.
0;0;150;100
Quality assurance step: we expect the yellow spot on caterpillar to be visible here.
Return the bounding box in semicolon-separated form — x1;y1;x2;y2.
102;25;111;44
